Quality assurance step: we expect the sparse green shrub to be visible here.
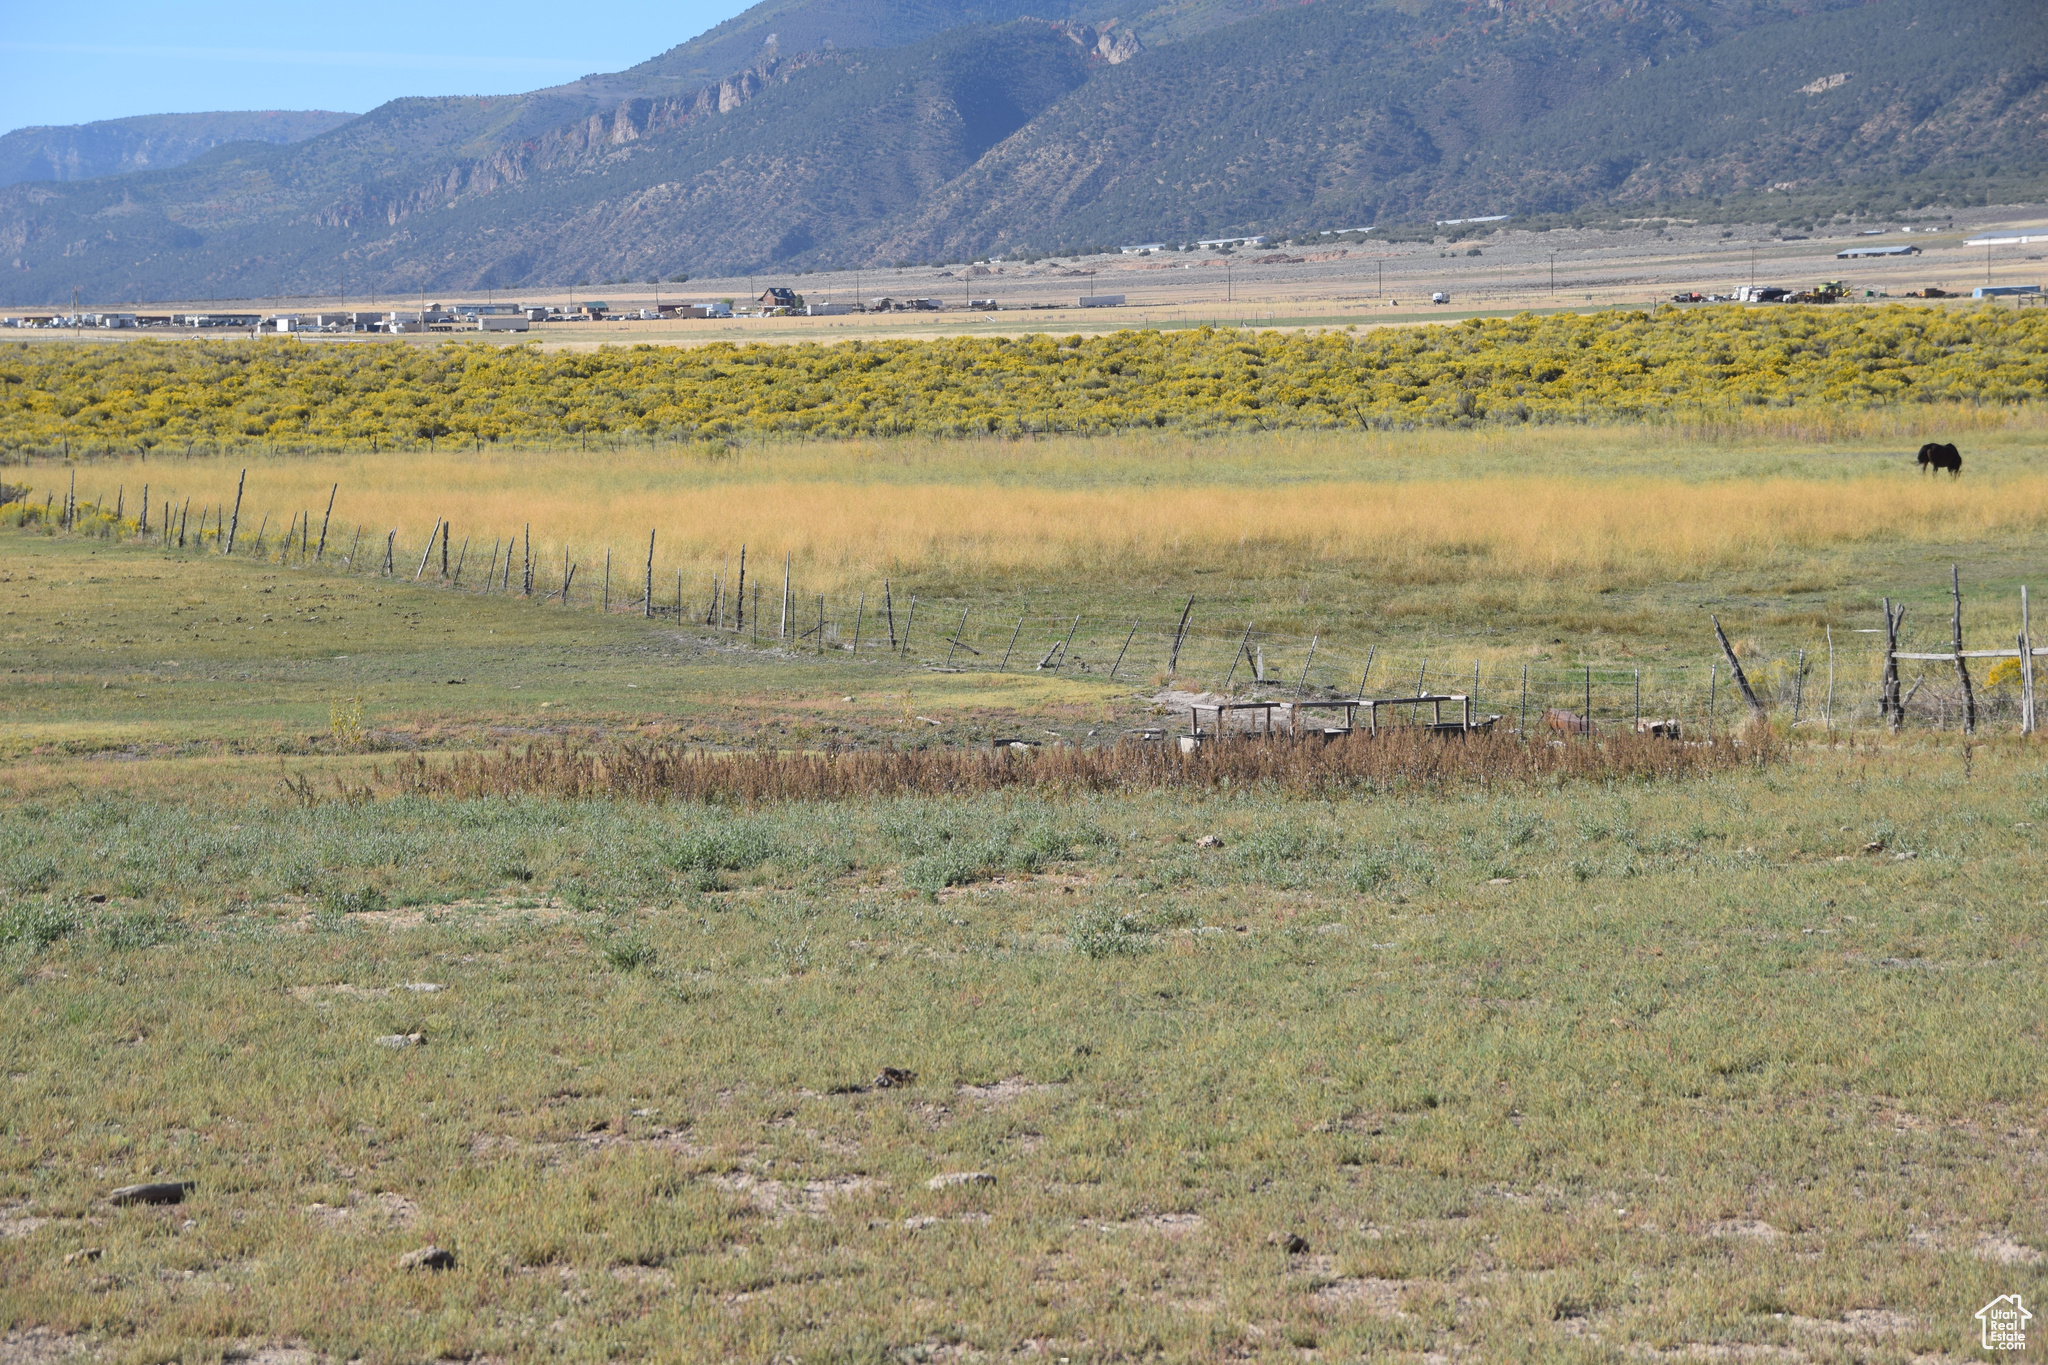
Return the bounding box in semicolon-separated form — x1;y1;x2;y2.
1234;823;1343;888
1;854;59;895
1348;852;1393;892
671;821;777;873
602;933;658;972
100;908;184;951
1069;906;1152;959
322;884;385;915
0;900;81;951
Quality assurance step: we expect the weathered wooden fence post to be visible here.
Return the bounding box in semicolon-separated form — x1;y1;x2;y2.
1001;610;1025;672
1169;596;1194;675
316;484;336;561
1952;564;1976;734
1113;619;1140;682
2023;586;2036;735
1881;599;1903;731
1825;626;1835;733
223;469;246;555
414;520;442;581
1711;615;1765;720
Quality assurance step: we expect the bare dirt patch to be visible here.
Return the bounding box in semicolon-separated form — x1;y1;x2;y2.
1311;1276;1411;1315
956;1076;1060;1103
0;1205;50;1240
1975;1233;2044;1265
0;1331;95;1364
706;1172;878;1219
1707;1219;1782;1242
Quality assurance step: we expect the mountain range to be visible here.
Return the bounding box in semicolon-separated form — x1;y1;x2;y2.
0;111;356;187
2;0;2043;305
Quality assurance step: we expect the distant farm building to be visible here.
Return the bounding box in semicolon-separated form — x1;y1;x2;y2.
1836;244;1921;259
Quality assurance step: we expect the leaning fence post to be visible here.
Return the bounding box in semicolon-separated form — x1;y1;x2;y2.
901;596;918;657
415;519;442;581
1169;596;1194;675
1711;615;1765;719
1952;564;1977;734
1223;622;1254;691
780;553;791;640
852;591;866;655
1113;619;1140;682
1001;611;1026;672
1709;663;1718;740
1519;663;1528;736
316;484;336;561
734;544;745;629
946;608;969;668
1296;635;1319;697
223;469;246;555
1793;650;1804;721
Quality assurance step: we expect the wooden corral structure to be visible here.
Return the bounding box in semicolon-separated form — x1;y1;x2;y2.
1182;693;1499;750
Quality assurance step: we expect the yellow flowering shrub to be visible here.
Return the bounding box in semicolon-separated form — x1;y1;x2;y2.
3;304;2044;456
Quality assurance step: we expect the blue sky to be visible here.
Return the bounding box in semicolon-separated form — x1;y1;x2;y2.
1;0;756;134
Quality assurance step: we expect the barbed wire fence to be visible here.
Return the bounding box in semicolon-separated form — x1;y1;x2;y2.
9;477;2038;740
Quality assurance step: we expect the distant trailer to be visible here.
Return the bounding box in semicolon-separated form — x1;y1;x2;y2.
478;314;530;331
1836;244;1921;258
1078;294;1126;308
1974;285;2043;299
1965;233;2048;247
805;302;853;316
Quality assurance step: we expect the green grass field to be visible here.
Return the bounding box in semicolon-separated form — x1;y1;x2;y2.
3;425;2047;1363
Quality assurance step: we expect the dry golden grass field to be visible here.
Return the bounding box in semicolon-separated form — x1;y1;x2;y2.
2;407;2046;1362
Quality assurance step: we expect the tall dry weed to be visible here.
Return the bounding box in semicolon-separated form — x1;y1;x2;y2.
390;729;1758;805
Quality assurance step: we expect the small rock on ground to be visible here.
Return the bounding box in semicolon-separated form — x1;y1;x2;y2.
108;1181;190;1206
63;1248;102;1265
1196;834;1223;848
398;1245;455;1270
376;1033;426;1049
872;1067;917;1089
927;1171;996;1190
1269;1231;1310;1254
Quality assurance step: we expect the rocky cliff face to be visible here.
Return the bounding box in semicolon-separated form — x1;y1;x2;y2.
1059;20;1144;64
310;50;834;232
0;111;356;187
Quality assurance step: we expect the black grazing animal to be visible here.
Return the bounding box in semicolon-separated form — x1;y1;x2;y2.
1917;441;1962;476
